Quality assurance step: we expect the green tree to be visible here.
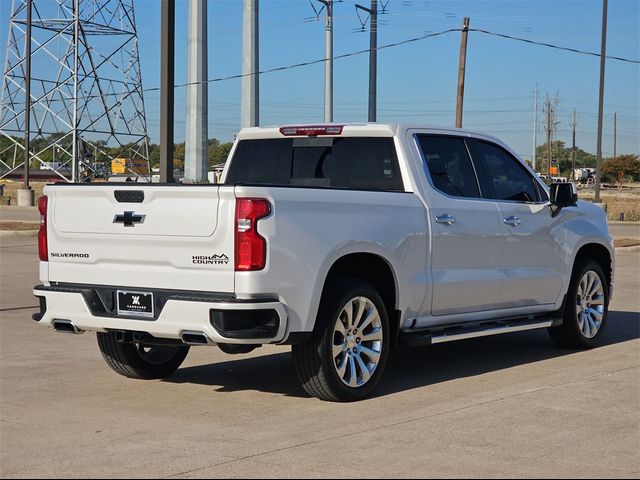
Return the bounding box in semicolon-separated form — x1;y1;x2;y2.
207;138;233;167
148;143;160;167
173;142;185;170
0;135;21;170
536;140;596;176
140;137;233;172
535;140;569;174
601;154;640;186
560;147;596;173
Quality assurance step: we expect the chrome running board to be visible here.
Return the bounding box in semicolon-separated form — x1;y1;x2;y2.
399;317;562;347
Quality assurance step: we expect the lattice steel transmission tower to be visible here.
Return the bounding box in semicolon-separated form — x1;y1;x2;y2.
0;0;150;182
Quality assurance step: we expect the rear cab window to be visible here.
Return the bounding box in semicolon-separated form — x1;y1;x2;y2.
225;137;404;192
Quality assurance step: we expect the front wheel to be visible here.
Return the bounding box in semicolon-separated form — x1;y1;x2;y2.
293;279;390;402
97;332;190;379
548;259;609;349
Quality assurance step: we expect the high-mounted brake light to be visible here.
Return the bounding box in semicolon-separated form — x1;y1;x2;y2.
38;195;48;261
235;198;271;271
279;125;344;137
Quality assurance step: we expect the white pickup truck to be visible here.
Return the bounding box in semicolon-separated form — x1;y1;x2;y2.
33;124;614;402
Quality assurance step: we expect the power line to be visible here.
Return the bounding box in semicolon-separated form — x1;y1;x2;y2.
7;25;638;107
169;28;462;90
7;27;459;105
470;28;640;64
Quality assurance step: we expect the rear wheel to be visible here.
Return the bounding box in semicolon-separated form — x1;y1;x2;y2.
293;279;390;402
97;332;190;379
548;259;609;349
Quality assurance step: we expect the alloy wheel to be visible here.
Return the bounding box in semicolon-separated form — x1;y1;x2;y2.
576;270;605;339
332;296;384;388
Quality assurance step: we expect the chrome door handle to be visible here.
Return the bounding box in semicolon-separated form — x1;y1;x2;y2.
435;214;456;225
504;216;522;226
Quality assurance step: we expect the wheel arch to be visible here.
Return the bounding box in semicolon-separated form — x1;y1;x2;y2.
573;242;613;286
573;241;613;287
318;252;400;343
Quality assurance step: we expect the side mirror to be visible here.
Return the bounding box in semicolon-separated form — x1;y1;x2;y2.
549;182;578;217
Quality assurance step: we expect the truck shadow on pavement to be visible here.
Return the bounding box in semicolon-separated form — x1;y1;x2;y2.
165;310;639;399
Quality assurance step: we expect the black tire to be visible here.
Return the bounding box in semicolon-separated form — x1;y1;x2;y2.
548;259;609;349
292;279;390;402
97;332;190;379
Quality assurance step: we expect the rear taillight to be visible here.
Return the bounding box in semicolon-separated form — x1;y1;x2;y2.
235;198;271;271
38;195;48;261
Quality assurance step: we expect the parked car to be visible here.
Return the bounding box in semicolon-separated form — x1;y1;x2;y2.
33;124;614;401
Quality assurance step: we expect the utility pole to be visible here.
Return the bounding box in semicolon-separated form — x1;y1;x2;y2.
546;95;552;178
312;0;334;122
324;0;333;122
594;0;608;203
356;1;378;121
532;84;538;171
613;112;617;158
241;0;259;128
571;109;577;180
455;17;470;129
160;0;175;183
18;0;34;206
316;0;333;123
368;0;377;122
71;0;79;183
185;0;208;182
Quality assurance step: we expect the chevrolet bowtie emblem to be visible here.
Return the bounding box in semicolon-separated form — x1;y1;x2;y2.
113;211;146;227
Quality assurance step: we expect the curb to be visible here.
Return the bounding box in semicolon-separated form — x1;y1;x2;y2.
616;245;640;254
0;230;38;237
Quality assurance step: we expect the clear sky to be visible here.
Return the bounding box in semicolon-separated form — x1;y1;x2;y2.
1;0;639;160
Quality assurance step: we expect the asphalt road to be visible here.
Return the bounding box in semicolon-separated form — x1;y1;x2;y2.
1;236;639;478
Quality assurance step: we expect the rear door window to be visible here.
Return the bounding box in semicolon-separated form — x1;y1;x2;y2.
416;134;480;198
225;137;404;191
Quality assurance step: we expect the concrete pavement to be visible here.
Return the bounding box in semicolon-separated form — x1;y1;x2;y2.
0;205;40;223
609;222;640;240
0;236;639;478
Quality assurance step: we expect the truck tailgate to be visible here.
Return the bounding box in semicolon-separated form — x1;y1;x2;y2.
45;185;236;293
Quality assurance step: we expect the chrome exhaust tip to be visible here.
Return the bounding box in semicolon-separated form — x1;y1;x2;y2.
181;331;211;345
52;319;83;334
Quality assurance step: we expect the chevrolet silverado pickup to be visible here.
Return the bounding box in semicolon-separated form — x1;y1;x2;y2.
32;124;614;402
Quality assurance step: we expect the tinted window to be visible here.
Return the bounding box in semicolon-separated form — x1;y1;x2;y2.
416;135;480;198
225;137;404;191
471;141;539;202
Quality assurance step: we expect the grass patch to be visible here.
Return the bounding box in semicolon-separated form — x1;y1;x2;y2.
604;199;640;222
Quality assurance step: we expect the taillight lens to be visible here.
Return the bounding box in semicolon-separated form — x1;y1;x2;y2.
235;198;271;271
38;195;48;261
279;125;344;136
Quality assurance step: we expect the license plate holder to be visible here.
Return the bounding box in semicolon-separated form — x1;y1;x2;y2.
116;290;154;318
